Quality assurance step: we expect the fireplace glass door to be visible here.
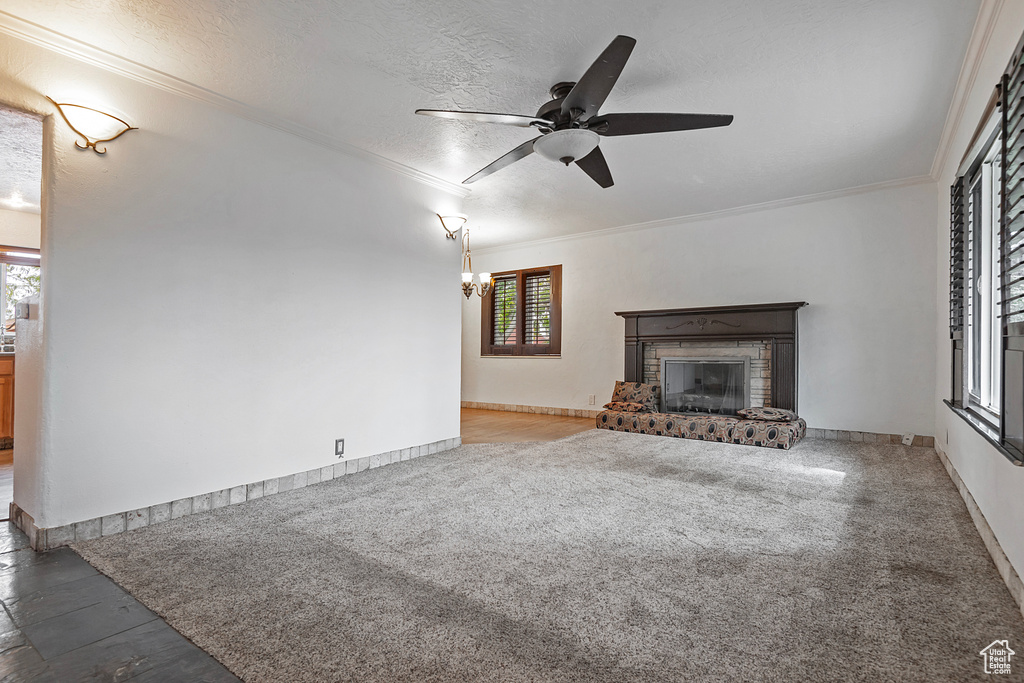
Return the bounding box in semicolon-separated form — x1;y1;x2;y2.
661;357;750;416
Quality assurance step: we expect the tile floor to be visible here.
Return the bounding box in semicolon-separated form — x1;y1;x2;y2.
0;522;238;681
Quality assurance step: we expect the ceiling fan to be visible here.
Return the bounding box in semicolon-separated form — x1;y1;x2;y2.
416;35;733;188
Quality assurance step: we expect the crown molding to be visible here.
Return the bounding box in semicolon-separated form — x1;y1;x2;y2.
0;10;470;199
929;0;1004;181
475;174;934;254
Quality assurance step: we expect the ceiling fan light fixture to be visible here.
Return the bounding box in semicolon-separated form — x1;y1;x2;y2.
417;35;732;188
533;129;599;165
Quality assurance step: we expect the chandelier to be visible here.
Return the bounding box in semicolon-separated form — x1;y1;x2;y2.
461;228;491;299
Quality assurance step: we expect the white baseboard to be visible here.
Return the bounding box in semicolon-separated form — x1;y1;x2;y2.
11;436;460;551
934;444;1024;622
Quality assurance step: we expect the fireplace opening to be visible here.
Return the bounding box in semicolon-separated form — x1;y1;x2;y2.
660;357;751;416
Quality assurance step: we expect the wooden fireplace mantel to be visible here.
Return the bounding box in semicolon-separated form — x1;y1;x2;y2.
615;302;808;412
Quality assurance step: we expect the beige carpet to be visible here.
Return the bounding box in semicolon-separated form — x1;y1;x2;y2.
75;430;1024;682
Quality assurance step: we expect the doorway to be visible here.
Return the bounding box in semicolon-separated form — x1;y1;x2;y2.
0;106;43;520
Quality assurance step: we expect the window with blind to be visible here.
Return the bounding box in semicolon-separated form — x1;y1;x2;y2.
0;247;40;350
481;265;561;356
965;129;1002;423
491;276;517;345
948;30;1024;464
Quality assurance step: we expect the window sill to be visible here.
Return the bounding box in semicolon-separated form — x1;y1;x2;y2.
480;354;561;358
944;400;1024;466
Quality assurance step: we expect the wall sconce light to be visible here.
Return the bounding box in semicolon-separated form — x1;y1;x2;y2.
46;96;137;154
461;228;491;299
437;213;467;240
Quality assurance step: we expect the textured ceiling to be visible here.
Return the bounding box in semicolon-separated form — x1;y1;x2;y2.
2;0;980;246
0;107;42;213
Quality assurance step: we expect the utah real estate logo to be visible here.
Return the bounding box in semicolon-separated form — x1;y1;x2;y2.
980;640;1015;675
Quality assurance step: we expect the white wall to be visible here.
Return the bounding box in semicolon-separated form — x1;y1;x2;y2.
0;208;40;249
934;1;1024;583
463;180;938;437
13;293;42;522
2;35;463;528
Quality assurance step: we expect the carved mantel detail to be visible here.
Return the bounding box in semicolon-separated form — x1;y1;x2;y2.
615;302;808;412
666;317;742;332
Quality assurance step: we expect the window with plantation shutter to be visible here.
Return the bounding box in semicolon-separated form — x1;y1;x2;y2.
491;276;517;345
1000;46;1024;461
950;178;966;337
481;265;561;356
523;273;552;345
965;135;1001;421
946;30;1024;465
950;177;967;408
1003;60;1024;331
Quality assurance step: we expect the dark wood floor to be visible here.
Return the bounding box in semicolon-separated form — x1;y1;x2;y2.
461;408;595;443
0;523;238;681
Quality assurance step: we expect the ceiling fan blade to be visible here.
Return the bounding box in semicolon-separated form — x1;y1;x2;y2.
416;109;546;128
561;35;636;121
575;147;614;188
463;137;541;184
588;113;734;136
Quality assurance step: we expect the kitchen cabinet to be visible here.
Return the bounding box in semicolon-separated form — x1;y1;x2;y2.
0;357;13;448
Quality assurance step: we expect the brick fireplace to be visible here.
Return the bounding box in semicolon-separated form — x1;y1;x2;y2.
616;302;807;412
643;340;772;408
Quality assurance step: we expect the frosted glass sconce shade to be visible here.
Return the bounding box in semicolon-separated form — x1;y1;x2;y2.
47;97;136;154
437;213;468;240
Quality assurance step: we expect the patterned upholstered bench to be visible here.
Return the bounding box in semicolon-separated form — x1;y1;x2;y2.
595;410;807;450
596;381;806;450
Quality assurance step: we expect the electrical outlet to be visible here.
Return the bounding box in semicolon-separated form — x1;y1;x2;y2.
335;438;345;457
588;394;596;405
901;433;915;446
